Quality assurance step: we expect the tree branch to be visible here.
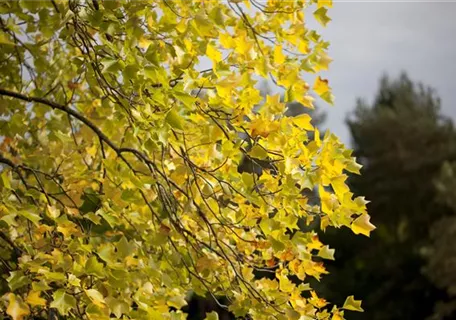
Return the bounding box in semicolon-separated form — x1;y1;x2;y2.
0;88;120;153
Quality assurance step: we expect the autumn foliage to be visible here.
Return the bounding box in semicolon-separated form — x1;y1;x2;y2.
0;1;373;319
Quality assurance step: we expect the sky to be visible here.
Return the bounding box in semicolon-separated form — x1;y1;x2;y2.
316;0;456;145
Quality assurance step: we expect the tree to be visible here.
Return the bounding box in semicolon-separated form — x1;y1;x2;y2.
0;1;371;319
424;162;456;320
319;73;456;320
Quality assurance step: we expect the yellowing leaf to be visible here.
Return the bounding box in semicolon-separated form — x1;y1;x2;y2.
314;7;331;27
205;311;219;320
343;296;364;312
0;32;16;46
1;170;11;189
26;291;47;307
351;214;376;237
314;51;333;72
249;145;268;159
46;205;60;219
7;294;30;320
206;43;222;63
318;245;335;260
167;295;187;309
85;289;106;307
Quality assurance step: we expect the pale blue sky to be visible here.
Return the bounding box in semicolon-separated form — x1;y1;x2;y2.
315;0;456;144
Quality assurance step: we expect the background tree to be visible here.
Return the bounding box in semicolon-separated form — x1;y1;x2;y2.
0;1;370;320
319;73;456;320
424;161;456;319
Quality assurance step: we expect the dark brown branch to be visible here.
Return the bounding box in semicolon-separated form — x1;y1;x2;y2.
92;0;99;11
0;231;22;254
0;88;120;153
51;0;60;13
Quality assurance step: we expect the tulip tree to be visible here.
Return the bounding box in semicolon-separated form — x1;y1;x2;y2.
0;0;374;319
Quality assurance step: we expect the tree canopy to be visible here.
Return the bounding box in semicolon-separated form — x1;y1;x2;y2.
0;1;371;319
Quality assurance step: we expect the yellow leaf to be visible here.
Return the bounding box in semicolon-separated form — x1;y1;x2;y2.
250;118;280;138
26;291;47;307
274;45;286;64
314;7;331;27
241;266;254;281
309;291;328;308
351;214;376;237
176;19;187;33
138;36;152;49
279;273;295;293
313;76;330;96
220;33;234;48
290;113;314;131
57;221;80;238
318;0;333;8
266;94;285;113
331;175;349;197
234;32;253;55
297;40;309;54
206;43;222;64
342;296;364;312
7;294;30;320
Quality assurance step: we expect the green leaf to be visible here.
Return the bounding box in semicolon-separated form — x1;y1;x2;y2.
174;91;196;109
117;236;134;259
18;210;41;226
101;58;124;74
1;170;11;189
50;290;77;315
165;109;184;130
7;271;30;292
84;212;101;225
205;311;219;320
313;7;331;27
85;256;105;278
123;64;139;83
106;298;129;318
